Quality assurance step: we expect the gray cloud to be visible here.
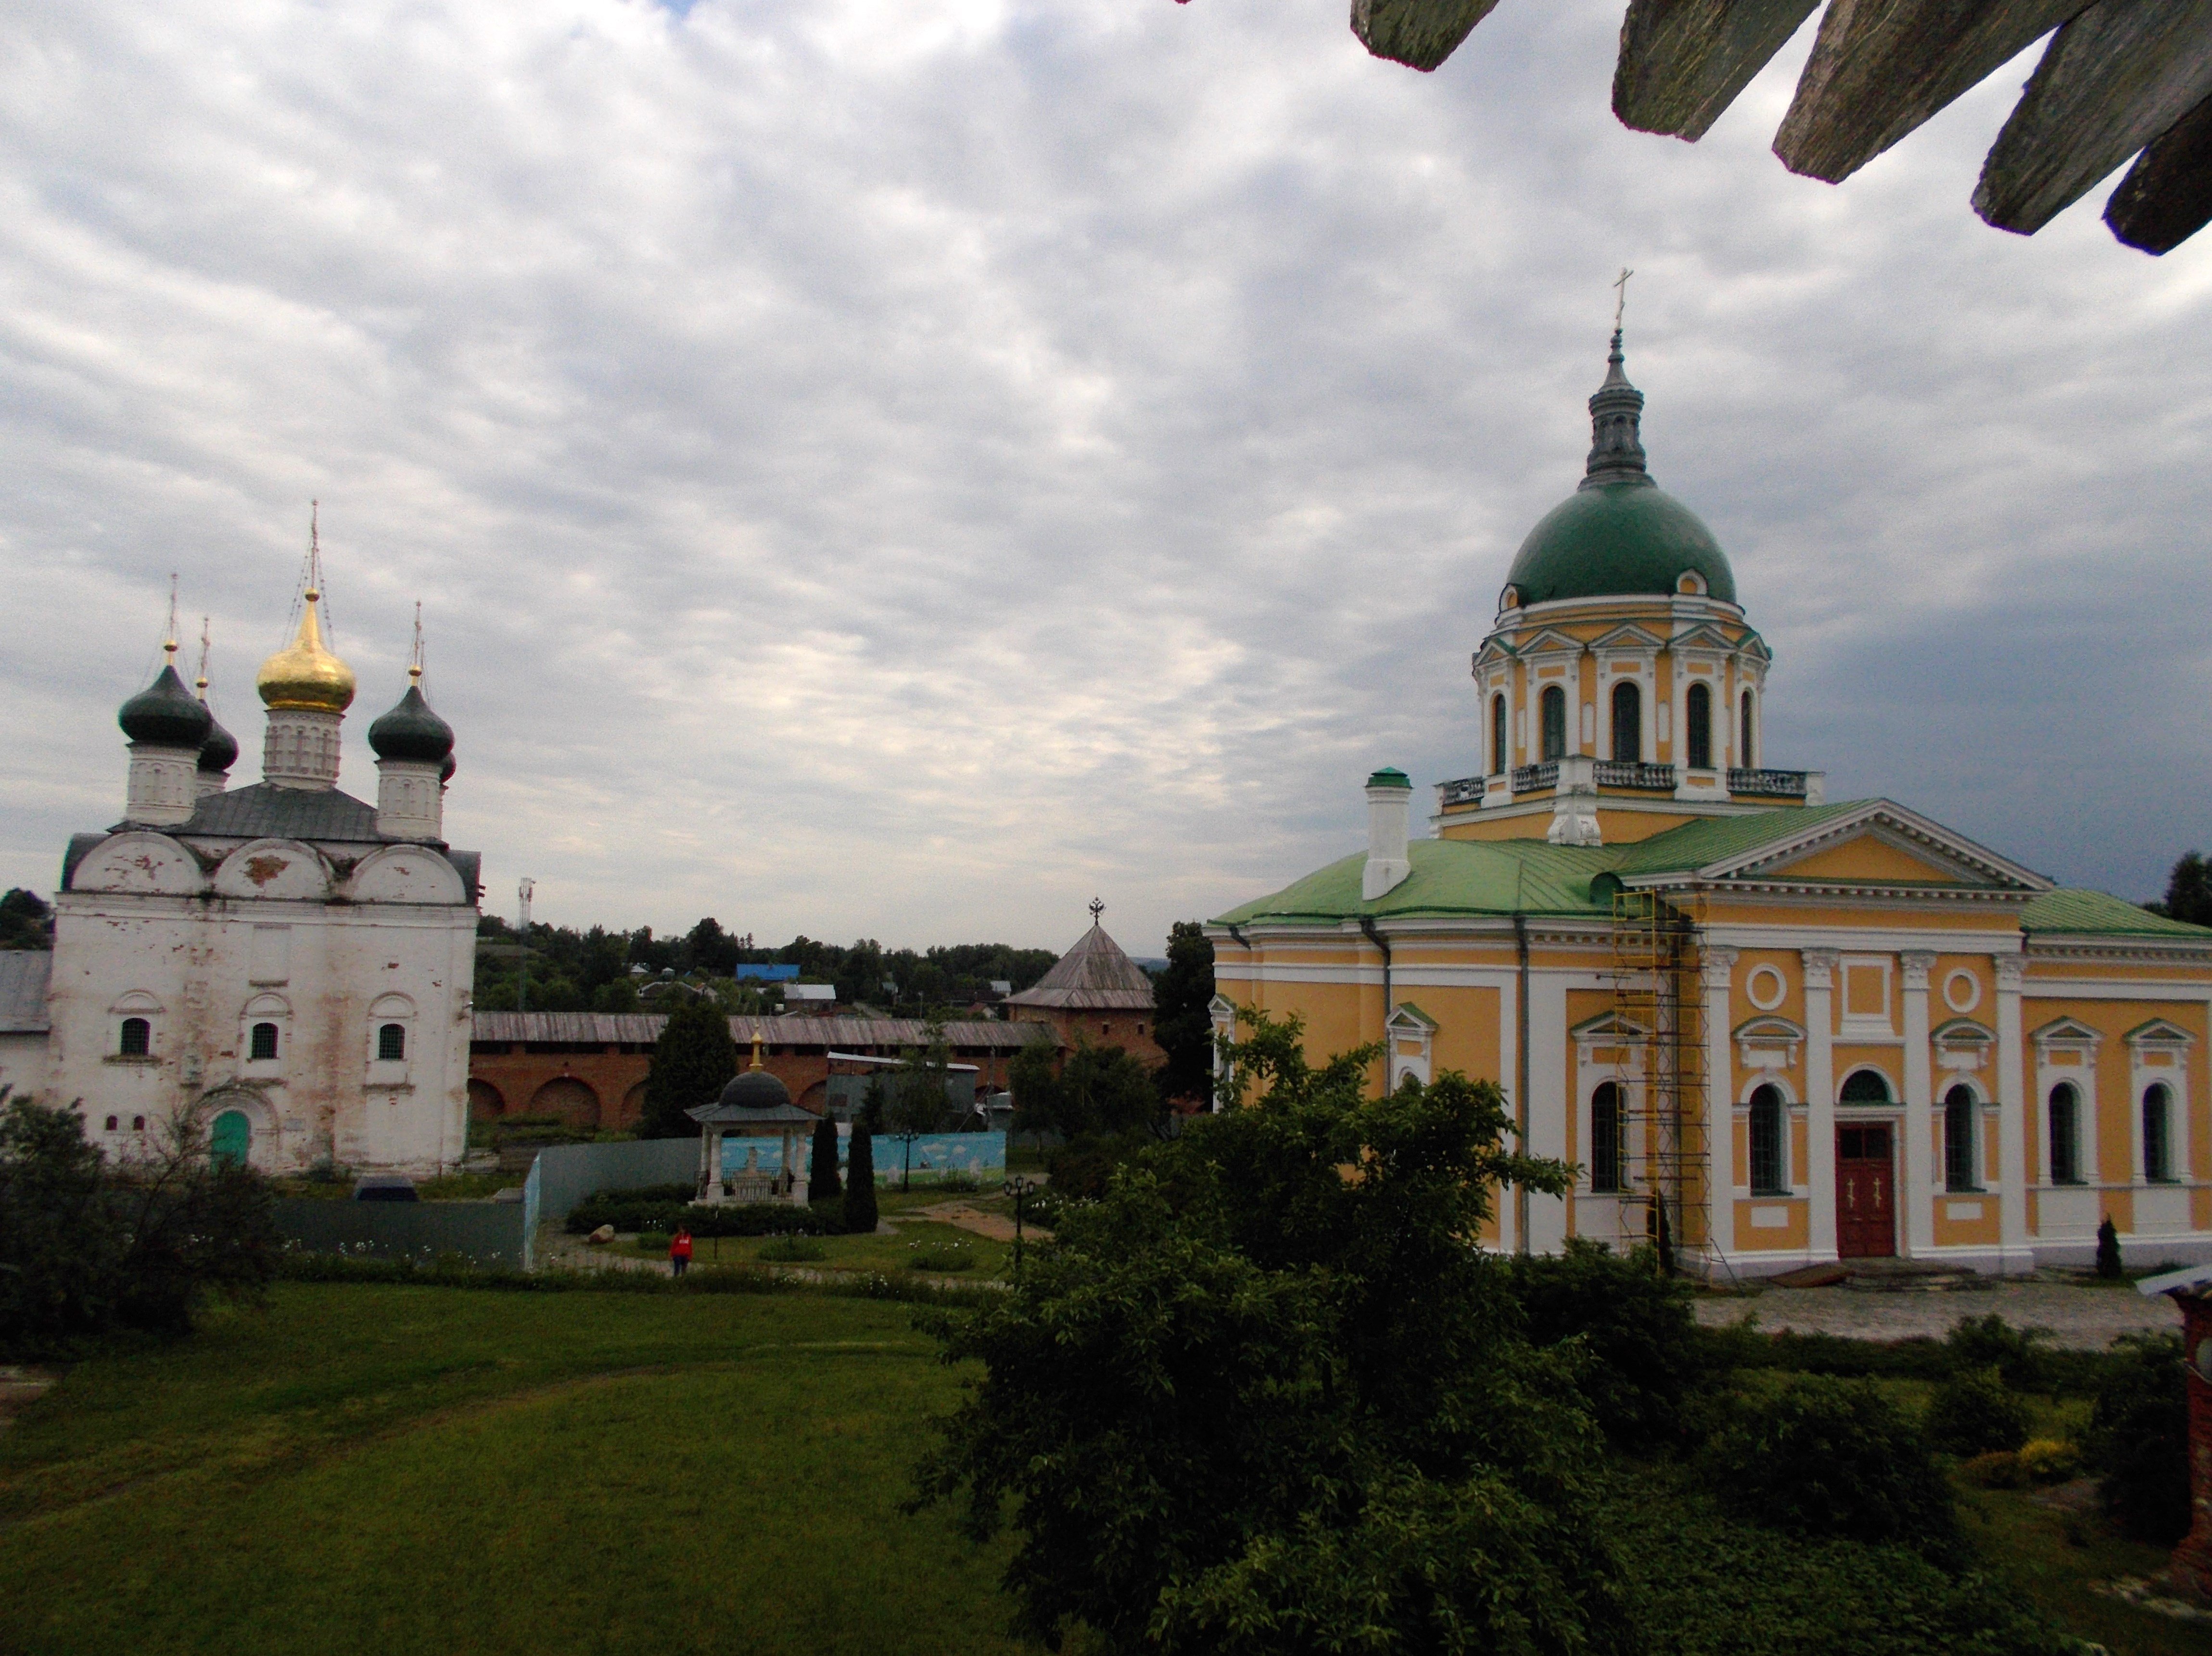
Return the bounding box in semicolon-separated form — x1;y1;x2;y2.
1;0;2206;954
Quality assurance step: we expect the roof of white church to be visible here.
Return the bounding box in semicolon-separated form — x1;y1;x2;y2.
0;950;51;1033
471;1011;1042;1049
1005;922;1156;1010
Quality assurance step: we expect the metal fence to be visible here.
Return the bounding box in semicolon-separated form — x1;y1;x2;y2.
272;1198;531;1270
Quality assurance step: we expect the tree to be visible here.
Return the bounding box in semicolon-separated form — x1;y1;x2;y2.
0;889;51;951
1007;1036;1063;1137
1150;920;1217;1105
2154;852;2212;927
638;995;735;1139
0;1090;278;1355
843;1121;877;1236
911;1010;1606;1654
887;1022;953;1191
807;1113;841;1207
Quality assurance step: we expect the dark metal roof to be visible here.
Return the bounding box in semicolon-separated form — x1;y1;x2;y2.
1006;923;1156;1011
470;1011;1039;1049
0;950;51;1033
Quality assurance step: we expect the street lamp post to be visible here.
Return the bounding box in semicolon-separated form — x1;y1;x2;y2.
1003;1175;1039;1280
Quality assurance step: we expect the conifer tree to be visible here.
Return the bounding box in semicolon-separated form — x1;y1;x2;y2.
2096;1214;2125;1279
1150;920;1218;1105
808;1114;841;1206
843;1123;878;1235
639;994;736;1139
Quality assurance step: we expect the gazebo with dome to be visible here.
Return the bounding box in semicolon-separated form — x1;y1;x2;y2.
687;1036;821;1204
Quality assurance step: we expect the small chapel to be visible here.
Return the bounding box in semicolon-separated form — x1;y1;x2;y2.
31;535;482;1175
1208;331;2212;1278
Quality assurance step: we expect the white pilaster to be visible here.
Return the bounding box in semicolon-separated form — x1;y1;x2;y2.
263;709;343;790
1994;954;2031;1271
1901;951;1936;1257
375;759;444;841
125;744;200;825
1526;968;1569;1256
1704;945;1739;1265
1804;949;1838;1261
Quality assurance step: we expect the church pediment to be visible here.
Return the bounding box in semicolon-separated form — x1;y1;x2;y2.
1699;803;2050;892
2031;1016;2102;1048
1571;1011;1648;1043
2126;1017;2193;1048
1473;637;1518;672
1670;622;1736;654
1518;628;1585;659
1592;623;1665;653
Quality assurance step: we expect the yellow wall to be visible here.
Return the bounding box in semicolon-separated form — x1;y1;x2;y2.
1778;838;1968;884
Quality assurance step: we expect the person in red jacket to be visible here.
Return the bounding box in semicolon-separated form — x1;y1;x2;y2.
670;1227;694;1277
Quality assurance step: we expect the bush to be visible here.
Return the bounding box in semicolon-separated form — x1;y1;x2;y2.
1924;1367;2033;1456
906;1242;976;1273
562;1198;838;1238
1701;1375;1958;1558
1041;1137;1124;1201
757;1235;826;1262
2095;1215;2124;1279
1944;1313;2051;1391
2086;1332;2190;1543
2017;1438;2080;1483
843;1127;878;1236
0;1093;279;1355
1505;1238;1705;1446
1959;1450;2027;1489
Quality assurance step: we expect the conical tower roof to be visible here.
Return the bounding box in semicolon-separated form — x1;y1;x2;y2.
1007;909;1155;1010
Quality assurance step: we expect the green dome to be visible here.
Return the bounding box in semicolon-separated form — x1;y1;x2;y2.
1505;480;1735;608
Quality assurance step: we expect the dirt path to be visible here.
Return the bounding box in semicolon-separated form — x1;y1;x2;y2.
1694;1280;2182;1349
909;1200;1051;1245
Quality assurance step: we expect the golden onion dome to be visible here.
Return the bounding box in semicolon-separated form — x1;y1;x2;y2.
255;590;356;713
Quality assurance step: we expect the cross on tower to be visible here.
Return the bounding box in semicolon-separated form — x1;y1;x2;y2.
1613;266;1634;331
1089;898;1105;926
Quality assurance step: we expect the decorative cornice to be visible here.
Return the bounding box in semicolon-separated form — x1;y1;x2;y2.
1994;956;2028;992
1900;950;1937;990
1801;948;1839;989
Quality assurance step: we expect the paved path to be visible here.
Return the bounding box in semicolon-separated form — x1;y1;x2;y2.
909;1200;1051;1245
1694;1280;2181;1349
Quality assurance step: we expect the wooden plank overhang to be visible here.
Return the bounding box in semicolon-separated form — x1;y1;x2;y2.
1337;0;2212;253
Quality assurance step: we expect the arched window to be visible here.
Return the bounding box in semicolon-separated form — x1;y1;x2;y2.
1490;695;1508;777
104;1114;118;1132
1539;686;1567;761
1589;1083;1624;1193
250;1022;280;1062
377;1023;407;1062
1944;1085;1979;1191
118;1018;151;1057
1610;680;1641;763
1739;690;1754;768
2144;1083;2174;1183
2048;1083;2081;1185
131;1116;145;1132
1749;1083;1786;1194
1686;682;1712;769
1839;1069;1891;1104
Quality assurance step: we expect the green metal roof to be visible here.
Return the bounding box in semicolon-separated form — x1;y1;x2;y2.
1607;801;1871;877
2021;889;2212;939
1210;838;1618;926
1504;480;1736;607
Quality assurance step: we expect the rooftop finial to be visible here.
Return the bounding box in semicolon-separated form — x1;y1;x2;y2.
195;616;211;696
1582;279;1652;491
1089;897;1105;927
163;574;179;658
409;600;424;684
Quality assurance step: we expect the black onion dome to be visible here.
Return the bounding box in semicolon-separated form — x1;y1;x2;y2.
197;711;238;774
439;751;456;785
367;681;455;763
717;1069;793;1110
119;665;214;748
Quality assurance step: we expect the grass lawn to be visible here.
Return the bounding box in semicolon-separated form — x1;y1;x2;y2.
0;1285;1028;1656
1956;1480;2201;1656
630;1221;1010;1278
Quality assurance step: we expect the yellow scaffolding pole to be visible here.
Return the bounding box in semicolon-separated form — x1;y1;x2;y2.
1607;888;1711;1273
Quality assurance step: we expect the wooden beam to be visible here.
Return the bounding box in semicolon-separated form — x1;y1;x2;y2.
1774;0;2094;183
1350;0;1503;73
1615;0;1822;142
1974;0;2212;235
2104;91;2212;253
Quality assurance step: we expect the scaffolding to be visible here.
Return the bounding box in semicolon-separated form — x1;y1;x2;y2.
1606;889;1713;1274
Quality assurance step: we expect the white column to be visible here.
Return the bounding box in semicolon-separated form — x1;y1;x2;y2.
1804;949;1838;1261
1526;969;1569;1256
1994;954;2031;1271
705;1127;725;1202
1704;946;1739;1265
1901;951;1936;1257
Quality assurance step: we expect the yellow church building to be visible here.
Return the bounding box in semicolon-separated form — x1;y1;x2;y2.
1207;332;2212;1277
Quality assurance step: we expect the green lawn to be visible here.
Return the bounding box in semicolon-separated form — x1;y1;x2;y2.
0;1286;1028;1656
630;1220;1011;1278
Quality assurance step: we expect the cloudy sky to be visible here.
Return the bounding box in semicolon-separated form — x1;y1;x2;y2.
3;0;2207;955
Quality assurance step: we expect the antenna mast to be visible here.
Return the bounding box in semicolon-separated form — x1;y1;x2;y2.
517;878;536;1012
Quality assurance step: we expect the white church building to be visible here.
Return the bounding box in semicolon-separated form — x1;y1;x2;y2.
21;563;481;1175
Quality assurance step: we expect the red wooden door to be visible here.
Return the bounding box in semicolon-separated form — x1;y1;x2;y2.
1835;1125;1896;1259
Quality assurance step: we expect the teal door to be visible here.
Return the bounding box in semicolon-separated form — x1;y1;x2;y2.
210;1110;251;1168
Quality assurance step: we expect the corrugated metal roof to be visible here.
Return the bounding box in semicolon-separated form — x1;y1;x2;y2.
1006;923;1155;1009
168;782;386;842
470;1011;1038;1048
1211;838;1616;927
2023;889;2212;941
0;950;51;1033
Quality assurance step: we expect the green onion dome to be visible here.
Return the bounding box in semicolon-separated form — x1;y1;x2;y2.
197;710;238;774
367;674;455;764
119;662;214;749
1500;331;1735;609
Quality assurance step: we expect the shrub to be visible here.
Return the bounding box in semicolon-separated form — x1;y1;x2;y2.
562;1198;837;1238
2017;1438;2080;1483
2095;1215;2123;1279
1924;1367;2033;1457
2086;1332;2190;1543
1505;1237;1705;1446
843;1128;878;1235
807;1117;840;1207
1701;1375;1958;1558
1042;1137;1123;1201
1944;1313;2051;1391
757;1235;826;1262
906;1243;975;1273
1959;1450;2027;1489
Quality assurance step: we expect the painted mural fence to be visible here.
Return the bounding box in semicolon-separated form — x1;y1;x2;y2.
708;1128;1005;1185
